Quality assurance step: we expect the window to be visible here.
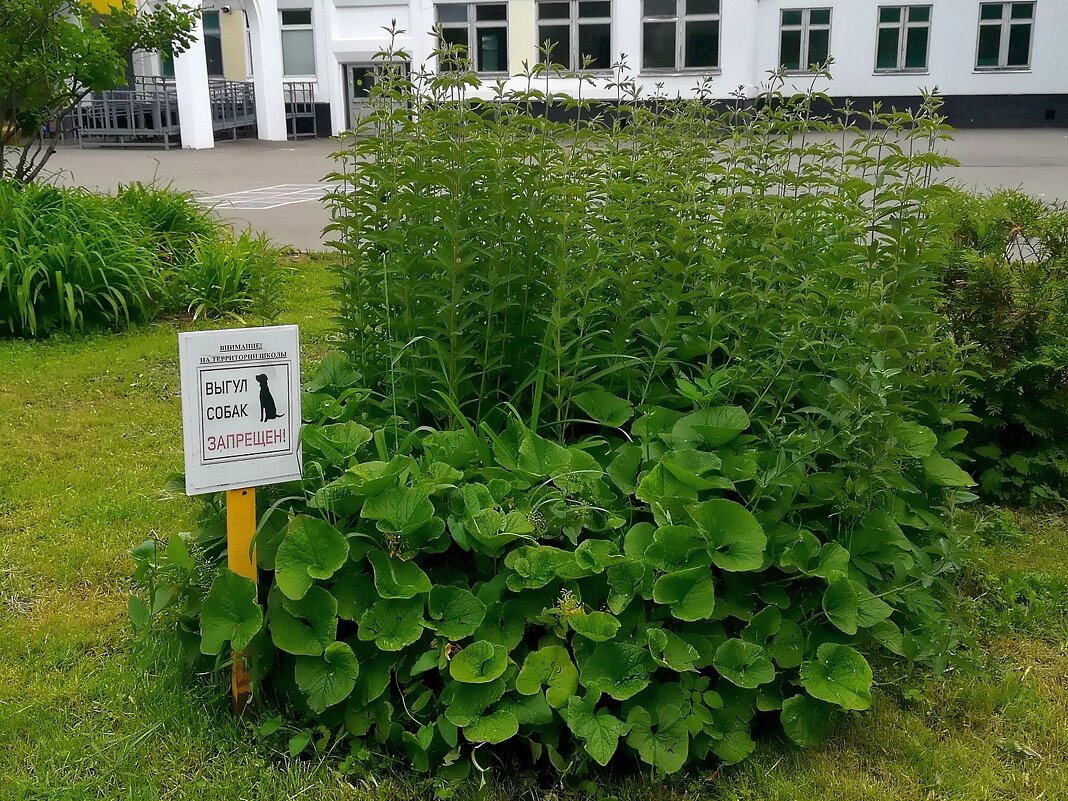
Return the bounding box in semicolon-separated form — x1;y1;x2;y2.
280;9;315;77
976;2;1034;69
436;4;509;73
875;6;930;71
537;1;611;70
779;8;831;72
641;0;720;71
203;10;224;76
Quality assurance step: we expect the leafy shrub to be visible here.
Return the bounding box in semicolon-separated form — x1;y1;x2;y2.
0;179;288;336
930;188;1068;504
113;181;218;270
0;180;158;335
139;43;981;779
174;230;288;322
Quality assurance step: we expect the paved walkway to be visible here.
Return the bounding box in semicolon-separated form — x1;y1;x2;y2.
46;130;1068;250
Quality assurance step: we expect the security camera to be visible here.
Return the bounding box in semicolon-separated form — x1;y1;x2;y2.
221;5;232;12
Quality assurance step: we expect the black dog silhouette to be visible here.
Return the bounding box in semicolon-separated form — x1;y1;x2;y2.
255;374;284;422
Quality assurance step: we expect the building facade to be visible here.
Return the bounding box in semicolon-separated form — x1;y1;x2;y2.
152;0;1068;147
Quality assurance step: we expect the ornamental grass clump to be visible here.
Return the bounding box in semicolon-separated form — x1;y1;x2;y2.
137;33;979;780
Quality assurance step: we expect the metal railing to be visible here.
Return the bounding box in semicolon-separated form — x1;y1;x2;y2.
73;77;256;148
284;81;317;139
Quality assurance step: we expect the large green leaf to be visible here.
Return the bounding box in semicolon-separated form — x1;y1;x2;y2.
799;644;873;710
361;487;436;535
295;641;360;713
780;694;835;747
666;406;749;448
499;692;554;726
357;597;425;651
275;516;349;600
568;610;621;642
573;389;634;428
580;643;654;700
444;679;506;727
449;640;508;684
891;421;937;458
516;645;580;708
269;585;337;655
922;454;976;488
822;574;859;635
652;566;716;621
302;421;372;463
646;628;701;672
769;619;805;668
304;352;361;393
713;639;775;689
854;580;894;628
687;499;767;572
517;431;571;477
565;694;629;766
367;549;432;599
463;710;519;744
625;706;689;774
200;569;262;655
427;585;487;640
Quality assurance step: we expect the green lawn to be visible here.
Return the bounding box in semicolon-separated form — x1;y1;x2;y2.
1;256;1066;800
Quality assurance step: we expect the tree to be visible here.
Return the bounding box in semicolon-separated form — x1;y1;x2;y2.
0;0;198;184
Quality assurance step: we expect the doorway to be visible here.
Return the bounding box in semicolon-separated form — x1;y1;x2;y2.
343;62;409;131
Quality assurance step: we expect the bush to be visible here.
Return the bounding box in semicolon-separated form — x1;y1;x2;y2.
175;230;288;322
0;181;158;335
0;179;287;336
930;188;1068;504
138;44;979;780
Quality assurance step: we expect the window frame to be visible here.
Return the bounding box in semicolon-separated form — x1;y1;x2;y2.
640;0;722;74
874;5;932;73
436;2;510;75
202;10;224;77
975;1;1034;71
536;0;613;72
779;7;832;74
279;8;316;79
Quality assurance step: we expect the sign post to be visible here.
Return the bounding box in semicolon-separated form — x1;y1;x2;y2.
178;325;302;715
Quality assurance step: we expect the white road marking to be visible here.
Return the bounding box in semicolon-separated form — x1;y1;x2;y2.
199;183;332;209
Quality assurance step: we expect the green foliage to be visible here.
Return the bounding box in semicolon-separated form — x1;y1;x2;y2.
175;230;289;323
0;181;158;335
142;34;980;781
929;188;1068;505
0;0;197;183
0;180;288;337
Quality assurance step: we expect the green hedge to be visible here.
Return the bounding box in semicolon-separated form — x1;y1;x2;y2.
930;188;1068;504
0;180;285;336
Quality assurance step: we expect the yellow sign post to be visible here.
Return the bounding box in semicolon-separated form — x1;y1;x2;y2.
226;487;257;716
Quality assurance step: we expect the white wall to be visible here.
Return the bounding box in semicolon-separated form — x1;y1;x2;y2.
176;0;1068;136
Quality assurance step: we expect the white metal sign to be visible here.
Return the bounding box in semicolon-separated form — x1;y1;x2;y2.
179;325;302;495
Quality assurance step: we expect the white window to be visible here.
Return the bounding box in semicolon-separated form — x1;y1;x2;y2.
537;1;612;71
779;8;831;73
875;6;931;71
280;9;315;77
976;2;1034;70
641;0;720;71
436;4;509;73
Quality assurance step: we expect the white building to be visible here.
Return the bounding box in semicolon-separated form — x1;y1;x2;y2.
153;0;1068;147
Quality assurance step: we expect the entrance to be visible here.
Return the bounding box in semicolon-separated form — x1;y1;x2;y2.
343;62;409;131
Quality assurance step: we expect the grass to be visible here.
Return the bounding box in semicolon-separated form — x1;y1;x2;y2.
1;255;1067;800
